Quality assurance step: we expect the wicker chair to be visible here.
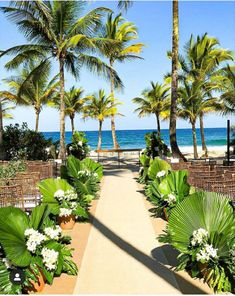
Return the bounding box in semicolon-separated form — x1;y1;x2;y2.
0;184;24;210
27;162;54;180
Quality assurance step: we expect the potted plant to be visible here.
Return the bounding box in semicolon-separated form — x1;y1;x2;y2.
0;205;78;293
39;178;88;230
159;192;235;293
146;170;192;219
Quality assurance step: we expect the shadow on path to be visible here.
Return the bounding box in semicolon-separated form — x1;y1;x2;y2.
89;214;208;294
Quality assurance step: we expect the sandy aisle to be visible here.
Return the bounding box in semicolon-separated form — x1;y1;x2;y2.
73;168;180;294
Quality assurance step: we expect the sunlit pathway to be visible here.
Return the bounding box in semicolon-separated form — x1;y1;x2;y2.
73;168;181;294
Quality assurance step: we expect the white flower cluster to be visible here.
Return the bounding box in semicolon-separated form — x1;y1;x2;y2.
41;247;58;271
191;228;208;246
44;226;62;240
164;193;176;205
78;141;83;147
24;228;46;253
59;207;72;217
77;170;98;179
54;189;77;202
70;202;77;211
196;244;218;262
156;170;166;178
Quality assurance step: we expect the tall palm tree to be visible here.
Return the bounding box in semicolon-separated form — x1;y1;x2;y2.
169;0;186;161
83;90;120;150
178;80;223;159
118;0;133;12
132;82;170;135
1;1;122;160
102;13;144;149
179;34;234;155
2;60;59;132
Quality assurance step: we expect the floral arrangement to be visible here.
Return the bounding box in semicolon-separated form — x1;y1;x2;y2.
0;205;78;294
159;192;235;293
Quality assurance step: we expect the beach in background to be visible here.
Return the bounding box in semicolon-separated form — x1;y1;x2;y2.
43;127;229;158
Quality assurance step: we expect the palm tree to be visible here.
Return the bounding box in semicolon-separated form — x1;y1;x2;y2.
83;90;120;150
3;60;59;132
118;0;133;12
50;87;86;134
178;80;223;159
179;34;234;155
1;1;122;160
132;82;170;135
169;0;186;161
102;13;144;149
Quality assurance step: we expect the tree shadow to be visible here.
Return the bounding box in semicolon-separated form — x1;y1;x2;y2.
89;214;208;294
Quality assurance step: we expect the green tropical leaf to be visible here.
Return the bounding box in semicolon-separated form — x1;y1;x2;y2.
0;261;22;294
148;157;171;180
0;207;31;267
29;204;51;230
81;158;103;180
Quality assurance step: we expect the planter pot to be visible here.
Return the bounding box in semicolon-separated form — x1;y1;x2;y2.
24;268;45;294
163;207;168;221
58;214;76;230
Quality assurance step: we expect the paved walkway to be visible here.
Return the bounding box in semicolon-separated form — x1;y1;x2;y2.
73;168;181;294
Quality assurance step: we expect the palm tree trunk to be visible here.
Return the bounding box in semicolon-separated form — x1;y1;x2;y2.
169;0;186;161
97;120;103;150
199;113;208;157
35;109;40;132
110;60;120;149
191;121;198;159
0;101;5;160
58;58;66;161
155;113;161;136
70;115;75;134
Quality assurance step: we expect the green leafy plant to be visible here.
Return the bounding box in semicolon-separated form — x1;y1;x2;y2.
61;156;103;206
39;178;88;219
146;170;191;217
147;157;171;181
159;192;235;293
144;132;171;158
138;153;151;184
0;205;78;291
0;160;26;181
66;131;90;160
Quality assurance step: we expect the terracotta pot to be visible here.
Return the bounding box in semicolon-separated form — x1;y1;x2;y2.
24;268;45;294
58;214;76;230
163;207;168;221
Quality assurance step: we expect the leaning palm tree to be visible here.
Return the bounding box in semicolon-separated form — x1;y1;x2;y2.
3;60;59;132
1;1;122;160
50;87;86;134
83;90;120;150
102;13;144;148
133;82;170;135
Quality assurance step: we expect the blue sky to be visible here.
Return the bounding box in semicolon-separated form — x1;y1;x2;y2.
0;0;234;132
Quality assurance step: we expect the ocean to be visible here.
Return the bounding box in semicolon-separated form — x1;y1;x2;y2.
43;128;228;150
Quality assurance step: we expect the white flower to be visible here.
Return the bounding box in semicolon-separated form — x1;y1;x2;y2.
196;244;218;262
70;202;77;211
54;189;65;200
191;228;208;246
41;248;58;271
78;141;83;147
2;258;12;269
25;228;46;253
59;208;72;217
93;173;98;178
64;189;77;201
164;193;176;205
156;170;166;178
44;226;62;240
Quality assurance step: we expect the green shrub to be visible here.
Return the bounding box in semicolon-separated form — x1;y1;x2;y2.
3;123;55;160
159;192;235;293
147;157;171;181
0;160;26;180
144;132;171;158
66;131;90;160
146;170;192;217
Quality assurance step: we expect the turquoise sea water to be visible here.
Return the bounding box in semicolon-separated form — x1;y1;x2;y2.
43;128;228;150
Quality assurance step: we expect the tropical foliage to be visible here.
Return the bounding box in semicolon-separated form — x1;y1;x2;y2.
159;192;235;293
66;131;90;160
0;205;77;293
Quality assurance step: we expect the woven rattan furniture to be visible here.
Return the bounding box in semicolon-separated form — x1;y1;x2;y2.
0;184;24;209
